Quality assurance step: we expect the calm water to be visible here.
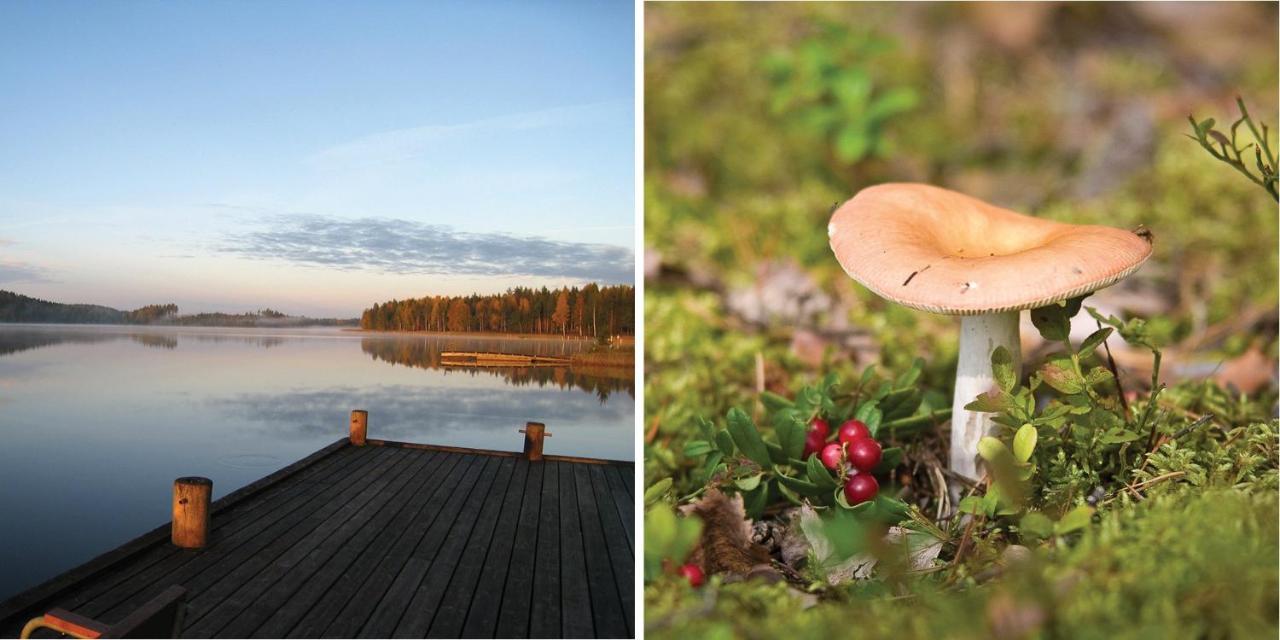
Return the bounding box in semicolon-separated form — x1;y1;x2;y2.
0;324;634;600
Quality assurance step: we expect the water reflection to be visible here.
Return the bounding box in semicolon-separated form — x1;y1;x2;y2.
359;336;634;399
0;325;289;355
209;383;631;442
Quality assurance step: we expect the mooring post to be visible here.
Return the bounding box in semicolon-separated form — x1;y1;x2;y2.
350;409;368;446
520;421;550;461
172;476;212;549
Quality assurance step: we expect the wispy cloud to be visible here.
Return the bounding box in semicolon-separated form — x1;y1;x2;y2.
220;214;633;283
0;260;52;285
307;101;623;168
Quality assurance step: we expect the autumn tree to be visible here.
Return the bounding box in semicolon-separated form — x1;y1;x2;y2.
552;290;570;336
446;299;470;332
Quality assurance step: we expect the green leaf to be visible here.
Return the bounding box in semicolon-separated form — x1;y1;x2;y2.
699;452;723;484
991;346;1017;393
1078;327;1113;358
735;472;764;492
978;436;1011;462
893;358;925;389
760;391;794;413
835;125;870;162
694;416;715;441
682;440;713;458
1055;505;1095;535
1013;424;1038;463
872;493;911;522
726;408;773;468
1041;361;1084;394
867;87;918;120
956;496;984;514
1020;511;1054;540
775;412;807;461
1030;303;1072;342
643;477;672;507
1085;366;1115;389
1099;428;1141;444
764;440;790;465
965;390;1012;413
807;455;840;491
714;429;736;456
742;484;769;519
777;473;826;497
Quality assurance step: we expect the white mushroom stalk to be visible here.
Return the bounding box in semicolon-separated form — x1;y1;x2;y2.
950;311;1021;481
827;183;1153;489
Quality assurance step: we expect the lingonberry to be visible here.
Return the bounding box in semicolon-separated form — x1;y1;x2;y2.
844;473;879;505
678;563;705;587
837;419;871;445
819;442;844;470
846;436;882;472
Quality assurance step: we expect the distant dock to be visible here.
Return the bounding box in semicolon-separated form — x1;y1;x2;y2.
440;351;574;367
0;413;634;638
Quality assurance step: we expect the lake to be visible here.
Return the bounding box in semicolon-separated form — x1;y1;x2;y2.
0;324;634;601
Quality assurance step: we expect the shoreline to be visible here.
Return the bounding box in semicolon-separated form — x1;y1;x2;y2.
346;328;636;343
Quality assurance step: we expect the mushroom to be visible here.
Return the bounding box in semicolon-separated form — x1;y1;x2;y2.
827;183;1152;483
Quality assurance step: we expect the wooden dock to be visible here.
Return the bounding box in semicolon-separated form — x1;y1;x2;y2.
0;414;634;639
439;351;573;366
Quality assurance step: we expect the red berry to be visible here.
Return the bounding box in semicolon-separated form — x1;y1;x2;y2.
819;443;844;470
844;473;879;505
809;417;831;440
837;420;871;444
678;563;705;587
846;437;882;472
802;430;825;458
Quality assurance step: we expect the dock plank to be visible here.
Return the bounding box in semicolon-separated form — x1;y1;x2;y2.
493;459;544;638
590;464;635;635
0;438;633;640
196;449;439;637
348;456;495;638
528;461;562;639
416;456;518;638
574;464;627;638
251;452;464;639
558;462;594;639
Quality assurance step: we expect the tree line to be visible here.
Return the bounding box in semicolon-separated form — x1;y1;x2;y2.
0;290;353;327
360;284;635;337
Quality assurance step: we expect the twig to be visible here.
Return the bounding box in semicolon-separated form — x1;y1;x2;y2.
1171;414;1214;440
1097;318;1129;418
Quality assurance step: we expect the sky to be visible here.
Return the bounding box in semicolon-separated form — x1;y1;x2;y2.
0;1;634;317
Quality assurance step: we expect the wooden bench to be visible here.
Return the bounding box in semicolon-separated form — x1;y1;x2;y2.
20;586;186;639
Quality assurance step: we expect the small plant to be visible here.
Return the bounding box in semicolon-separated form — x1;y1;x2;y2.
764;22;917;165
1187;97;1278;200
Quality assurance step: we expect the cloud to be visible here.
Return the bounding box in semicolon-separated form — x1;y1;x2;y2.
220;215;634;283
0;260;52;285
308;101;623;168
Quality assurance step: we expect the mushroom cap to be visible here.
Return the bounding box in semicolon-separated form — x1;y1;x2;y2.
828;183;1153;315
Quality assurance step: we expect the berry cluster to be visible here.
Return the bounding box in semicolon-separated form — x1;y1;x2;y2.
803;417;882;505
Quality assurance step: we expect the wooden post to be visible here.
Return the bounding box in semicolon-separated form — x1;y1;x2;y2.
520;421;550;461
350;410;368;446
171;477;212;549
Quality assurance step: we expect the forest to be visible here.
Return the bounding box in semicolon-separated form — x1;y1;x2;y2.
0;290;354;327
360;284;636;338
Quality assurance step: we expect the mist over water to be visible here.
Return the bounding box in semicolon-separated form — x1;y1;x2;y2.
0;324;633;601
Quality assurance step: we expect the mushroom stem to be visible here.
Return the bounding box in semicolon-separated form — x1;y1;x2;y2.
950;310;1022;482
